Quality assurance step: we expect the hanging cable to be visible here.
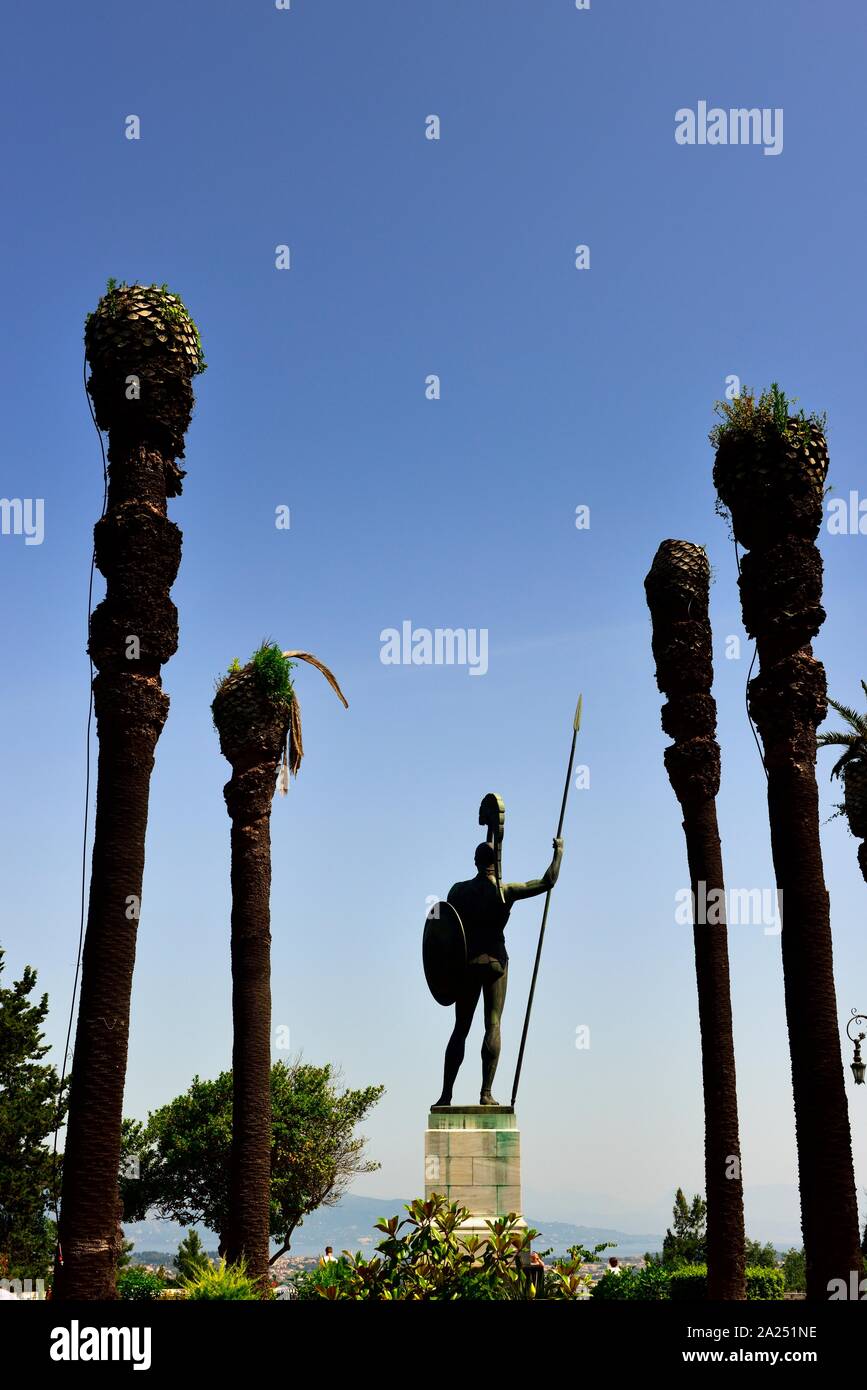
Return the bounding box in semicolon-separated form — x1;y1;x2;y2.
733;537;768;783
50;348;108;1261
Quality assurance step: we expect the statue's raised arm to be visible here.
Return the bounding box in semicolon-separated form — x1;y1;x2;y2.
504;838;564;905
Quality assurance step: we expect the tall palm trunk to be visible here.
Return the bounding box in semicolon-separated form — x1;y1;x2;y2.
645;541;746;1300
714;404;861;1299
54;283;203;1300
225;724;284;1288
211;647;347;1293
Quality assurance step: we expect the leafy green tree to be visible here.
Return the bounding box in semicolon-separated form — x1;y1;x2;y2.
744;1237;778;1269
0;949;67;1280
120;1059;382;1261
661;1188;707;1267
116;1235;134;1270
176;1228;210;1281
782;1247;806;1293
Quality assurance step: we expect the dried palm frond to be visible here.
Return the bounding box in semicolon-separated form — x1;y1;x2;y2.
288;697;304;778
278;650;348;787
282;652;349;708
214;645;347;792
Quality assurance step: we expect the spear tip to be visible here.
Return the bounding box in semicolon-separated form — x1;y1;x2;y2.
573;693;583;732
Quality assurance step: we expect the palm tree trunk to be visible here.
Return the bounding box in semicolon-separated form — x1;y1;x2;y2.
715;419;861;1299
211;648;345;1294
212;656;295;1296
54;285;201;1300
753;657;860;1298
646;541;746;1300
54;452;179;1300
683;799;745;1298
223;761;276;1292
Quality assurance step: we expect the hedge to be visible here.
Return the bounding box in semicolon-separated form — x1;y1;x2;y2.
591;1266;671;1300
669;1265;784;1300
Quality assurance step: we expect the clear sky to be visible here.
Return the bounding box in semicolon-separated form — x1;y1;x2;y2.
1;0;865;1243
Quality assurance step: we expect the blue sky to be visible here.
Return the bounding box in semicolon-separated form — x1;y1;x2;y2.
1;0;865;1242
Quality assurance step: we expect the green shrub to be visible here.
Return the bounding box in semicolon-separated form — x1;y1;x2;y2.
300;1195;607;1301
292;1258;355;1302
669;1264;785;1300
451;1268;503;1300
292;1197;612;1301
543;1242;612;1300
592;1265;671;1301
669;1266;709;1300
117;1267;164;1301
182;1257;263;1301
746;1267;785;1300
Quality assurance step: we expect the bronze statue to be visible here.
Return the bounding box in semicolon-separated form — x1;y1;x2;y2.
426;807;563;1107
424;699;581;1109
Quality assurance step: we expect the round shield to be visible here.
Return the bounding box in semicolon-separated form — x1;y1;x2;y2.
423;901;467;1006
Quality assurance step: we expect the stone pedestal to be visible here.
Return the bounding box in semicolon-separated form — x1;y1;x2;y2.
425;1106;523;1237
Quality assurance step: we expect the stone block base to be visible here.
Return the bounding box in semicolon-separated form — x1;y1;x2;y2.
425;1106;524;1234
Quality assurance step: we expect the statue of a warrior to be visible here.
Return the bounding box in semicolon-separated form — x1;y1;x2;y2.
426;807;563;1107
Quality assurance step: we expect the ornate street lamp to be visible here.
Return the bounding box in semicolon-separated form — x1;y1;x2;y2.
847;1011;867;1085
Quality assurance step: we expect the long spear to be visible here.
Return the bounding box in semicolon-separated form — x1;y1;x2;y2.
510;693;582;1108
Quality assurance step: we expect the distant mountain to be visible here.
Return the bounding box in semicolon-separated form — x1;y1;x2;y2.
124;1195;662;1260
122;1217;204;1255
527;1220;663;1259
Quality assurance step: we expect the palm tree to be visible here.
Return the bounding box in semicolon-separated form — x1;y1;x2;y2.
645;540;746;1300
817;683;867;883
712;384;861;1299
54;282;205;1301
211;643;347;1293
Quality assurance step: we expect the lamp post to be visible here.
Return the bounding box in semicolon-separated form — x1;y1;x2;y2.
847;1011;867;1086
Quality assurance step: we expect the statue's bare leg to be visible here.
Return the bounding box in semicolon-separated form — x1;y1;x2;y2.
434;969;483;1107
480;965;508;1104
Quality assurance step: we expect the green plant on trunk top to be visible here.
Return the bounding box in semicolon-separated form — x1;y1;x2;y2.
709;382;826;453
214;643;295;711
212;643;347;780
251;642;295;704
85;278;207;375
